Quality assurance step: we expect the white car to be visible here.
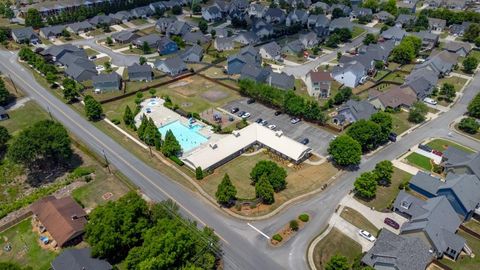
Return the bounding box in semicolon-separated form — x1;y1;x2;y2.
241;112;251;119
268;124;276;130
423;97;437;105
358;230;376;242
96;65;105;71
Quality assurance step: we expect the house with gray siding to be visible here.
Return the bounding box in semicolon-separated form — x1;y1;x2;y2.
128;63;153;81
154;56;188;77
92;73;122;92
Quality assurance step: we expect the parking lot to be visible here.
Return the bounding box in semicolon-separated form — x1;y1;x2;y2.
223;98;336;155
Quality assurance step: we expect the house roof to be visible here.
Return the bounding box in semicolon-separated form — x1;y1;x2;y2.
375;85;417;108
92;72;121;85
30;196;87;247
89;14;115;25
42;44;86;59
167;20;192;36
396;14;415;25
283;39;304;53
264;7;285;19
428;18;446;28
181;44;203;59
444;41;472;54
415;50;458;75
111;30;139;42
12;26;37;40
154;56;187;72
267;72;295;90
332;61;367;79
51;248;112;270
444;149;480;179
67;21;93;32
374;11;394;20
329;17;353;30
339;99;377;121
128;63;152;74
40;25;66;37
307;70;333;82
183;31;210;45
260;41;281;57
240;65;270;83
410;171;443;195
362;229;433;270
214;37;233;49
133;34;162;47
381;26;407;40
441;173;480;213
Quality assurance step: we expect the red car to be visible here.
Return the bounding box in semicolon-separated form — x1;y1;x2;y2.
384;218;400;229
432;149;443;157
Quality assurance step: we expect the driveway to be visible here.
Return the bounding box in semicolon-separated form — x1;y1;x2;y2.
330;213;374;252
223;98;336;155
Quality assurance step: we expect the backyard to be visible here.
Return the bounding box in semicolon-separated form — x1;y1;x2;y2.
312;228;362;270
0;218;57;270
438;76;468;92
464;219;480;235
441;230;480;270
426;139;475;154
405;152;433;171
390;111;414;135
356;168;413;211
340;207;379;235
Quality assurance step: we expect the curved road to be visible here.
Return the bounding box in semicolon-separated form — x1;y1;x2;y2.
1;38;480;269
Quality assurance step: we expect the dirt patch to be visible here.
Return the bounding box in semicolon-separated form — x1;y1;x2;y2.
201;90;229;102
168;78;193;88
175;88;196;97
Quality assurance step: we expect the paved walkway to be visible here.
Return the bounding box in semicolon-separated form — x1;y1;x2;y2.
392;158;420;175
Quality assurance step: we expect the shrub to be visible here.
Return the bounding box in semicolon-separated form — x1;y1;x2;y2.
272;234;283;242
169;156;184;166
290;220;299;231
195;166;204;180
398;179;410;190
111;118;121;125
459;117;480;134
70;166;95;179
298;213;310;222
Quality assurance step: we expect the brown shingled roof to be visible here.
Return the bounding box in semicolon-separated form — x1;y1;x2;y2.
377;86;417;109
30;196;87;247
308;70;333;82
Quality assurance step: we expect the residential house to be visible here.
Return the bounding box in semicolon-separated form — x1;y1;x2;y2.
155;17;176;33
444;41;472;57
308;14;330;37
234;31;259;45
40;44;87;63
111;11;134;22
442;147;480;180
395;14;416;28
240;65;270;83
305;70;333;98
374;11;394;22
89;15;117;27
330;4;351;16
332;61;368;88
92;73;122;92
31;196;87;247
227;46;261;74
154;56;188;76
393;191;466;260
362;229;433;270
310;2;330;13
181;44;203;62
259;41;281;60
133;34;162;48
127;63;153;81
202;5;223;22
51;248;112;270
428;18;447;33
0;107;9;121
380;27;407;44
299;31;319;49
67;21;93;34
404;69;438;98
167;21;192;37
449;22;470;36
414;50;458;76
228;0;249;12
254;24;274;40
427;0;443;8
264;8;286;24
350;7;372;19
183;31;210;45
111;30;140;44
266;72;295;90
329;17;353;32
59;52;97;82
11;27;38;43
412;31;439;50
279;0;312;8
409;171;480;220
282;40;305;55
446;0;467;10
157;37;178;55
248;3;267;18
368;85;417;110
397;0;418;13
131;6;154;18
213;28;229;38
286;9;308;27
149;2;166;14
214;37;234;51
39;25;66;39
332;99;377;126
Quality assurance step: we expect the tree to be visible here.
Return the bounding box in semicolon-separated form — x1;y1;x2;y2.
106;36;113;45
464;23;480;43
325;254;350;270
370;112;393;143
148;88;156;97
439;83;456;102
414;14;429;31
62;78;79;103
332;8;344;19
354;171;378;199
408;101;428;123
374;160;393;185
362;0;379;12
255;174;275;204
250;160;287;192
347;120;383;152
141;41;151;54
85;192;151;263
172;5;182;15
61;29;71;38
333;87;352;105
463;56;478;74
391;41;415;64
195;166;204;180
162;129;181;157
4;7;14;19
0;262;32;270
326;34;340;48
103;61;112;72
0;126;10;150
215;174;237;205
198;19;208;34
210;29;216;38
458;117;480;134
25;8;43;28
380;0;397;16
332;28;352;42
328;135;362;166
0;78;11;106
84;95;103;121
7;120;72;169
468;93;480;118
192;3;201;13
363;33;377;45
123;105;135;129
45;72;57;85
139;56;147;65
311;7;324;15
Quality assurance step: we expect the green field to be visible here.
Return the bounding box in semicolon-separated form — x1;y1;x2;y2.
405;152;433;171
1;101;49;135
426;139;475;154
0;218;57;270
340;207;379;235
312;228;362;270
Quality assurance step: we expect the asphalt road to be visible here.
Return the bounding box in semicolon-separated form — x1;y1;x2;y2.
2;25;480;269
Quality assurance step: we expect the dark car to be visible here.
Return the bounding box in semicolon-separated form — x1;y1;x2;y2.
256;118;263;123
238;111;245;117
301;138;309;145
418;144;432;152
388;132;397;142
230;107;239;114
384;218;399;229
247;98;255;104
274;111;282;116
432;149;443;157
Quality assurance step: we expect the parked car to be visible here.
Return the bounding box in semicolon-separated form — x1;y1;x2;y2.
418;144;433;152
388;132;397;142
96;65;105;71
89;55;97;60
237;111;245;117
268;124;276;130
242;112;251;118
290;118;301;124
423;97;437;105
146;108;151;113
260;120;268;126
274;111;282;116
384;218;400;230
301;138;309;145
228;116;234;122
432;149;443;156
230;107;239;114
358;230;376;242
247;98;255;104
256;118;263;123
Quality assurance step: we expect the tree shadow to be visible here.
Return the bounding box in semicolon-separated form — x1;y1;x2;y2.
25;152;83;187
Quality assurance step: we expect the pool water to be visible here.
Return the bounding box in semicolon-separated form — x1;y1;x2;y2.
158;120;208;152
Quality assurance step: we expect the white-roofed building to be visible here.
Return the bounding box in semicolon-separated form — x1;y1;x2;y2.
183;123;312;171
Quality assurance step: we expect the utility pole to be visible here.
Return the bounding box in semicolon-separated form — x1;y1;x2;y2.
102;149;111;174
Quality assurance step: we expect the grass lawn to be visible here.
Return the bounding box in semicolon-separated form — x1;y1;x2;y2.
467;50;480;61
356;168;413;211
84;48;99;57
94;57;111;66
1;101;49;135
130;18;149;26
441;230;480;270
405;152;433;171
390;111;414;135
352;26;366;39
340;206;379;235
382;71;405;83
464;219;480;235
373;70;389;81
426;139;475;154
201;151;338;215
0;218;57;270
438;76;468;92
312;228;362;270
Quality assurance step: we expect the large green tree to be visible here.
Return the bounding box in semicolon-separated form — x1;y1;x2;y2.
325;254;350;270
347;120;383;152
62;78;79;103
25;8;43;28
0;77;11;106
84;95;103;121
0;125;10;150
162;129;181;157
463;56;478;74
464;23;480;43
123;105;135;129
250;160;287;192
370;112;393;142
327;135;362;166
215;174;237;205
408;101;428;123
374;160;393;185
391;41;415;64
255;174;275;204
354;171;378;199
468;93;480;118
458;117;479;134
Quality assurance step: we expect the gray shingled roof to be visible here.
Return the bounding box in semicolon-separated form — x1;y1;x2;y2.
441;173;480;214
67;21;93;32
92;72;121;85
51;248;112;270
444;149;480;180
339;99;377;121
12;26;37;41
410;171;442;196
40;25;66;37
267;72;295;90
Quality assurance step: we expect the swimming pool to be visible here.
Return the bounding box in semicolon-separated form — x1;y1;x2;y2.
158;120;208;153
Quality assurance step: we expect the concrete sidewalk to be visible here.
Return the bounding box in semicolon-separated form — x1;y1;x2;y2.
392;159;419;175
